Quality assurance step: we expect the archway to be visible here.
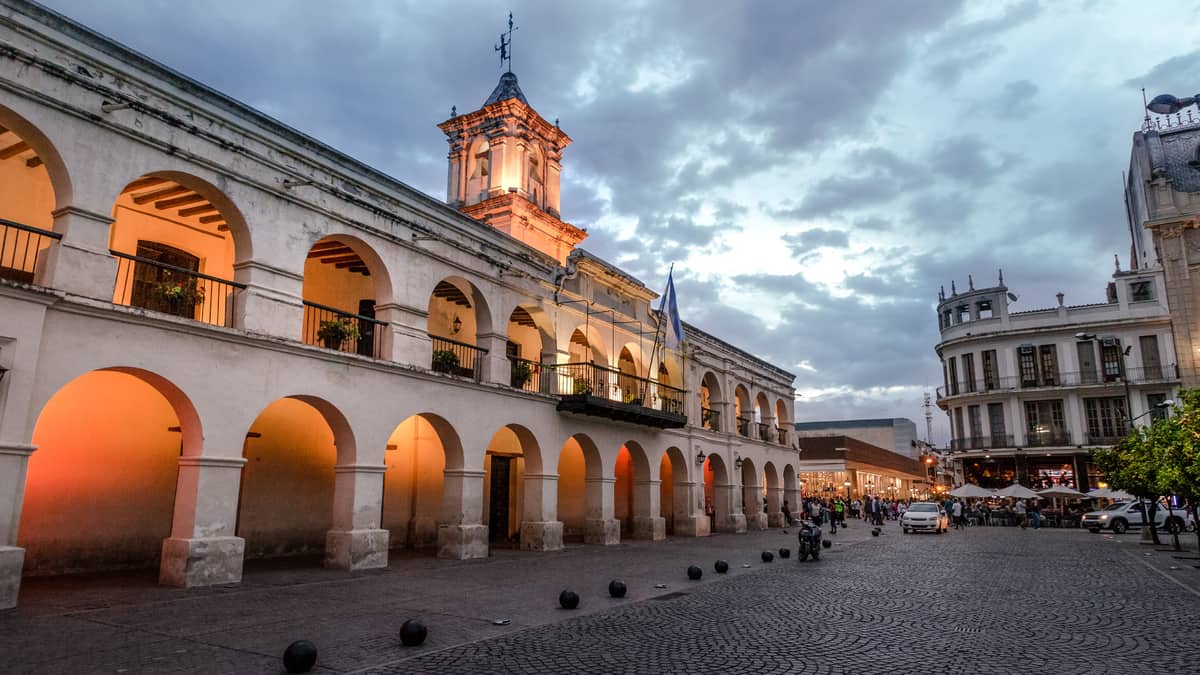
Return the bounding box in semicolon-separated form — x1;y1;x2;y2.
775;399;791;445
763;462;783;527
700;372;722;432
0;108;67;285
237;396;352;563
703;454;737;533
381;414;462;551
19;368;198;576
428;276;493;379
733;385;751;437
741;457;765;530
659;446;693;536
505;304;554;391
615;441;660;539
483;424;544;548
556;434;617;544
755;392;772;441
302;235;391;357
617;346;641;405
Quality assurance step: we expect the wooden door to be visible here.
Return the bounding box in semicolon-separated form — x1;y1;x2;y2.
487;456;512;544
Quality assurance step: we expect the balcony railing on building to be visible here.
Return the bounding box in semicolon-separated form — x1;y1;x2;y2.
549;361;686;428
1083;430;1129;446
113;250;244;327
937;364;1180;399
0;219;60;284
701;407;720;432
301;300;385;358
948;434;1014;451
1025;430;1072;448
429;335;487;381
757;422;771;442
736;416;750;437
776;426;788;445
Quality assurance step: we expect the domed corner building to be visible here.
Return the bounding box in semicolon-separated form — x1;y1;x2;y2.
0;2;801;609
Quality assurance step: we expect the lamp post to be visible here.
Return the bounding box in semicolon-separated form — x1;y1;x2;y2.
843;480;851;500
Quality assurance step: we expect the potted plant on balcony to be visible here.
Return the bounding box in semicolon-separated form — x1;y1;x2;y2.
317;319;360;350
153;276;205;314
511;360;534;388
572;378;592;396
432;348;460;374
623;391;643;407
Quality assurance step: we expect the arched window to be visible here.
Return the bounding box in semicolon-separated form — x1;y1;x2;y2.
527;152;542;205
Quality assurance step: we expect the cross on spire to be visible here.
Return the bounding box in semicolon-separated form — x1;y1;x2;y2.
495;12;519;73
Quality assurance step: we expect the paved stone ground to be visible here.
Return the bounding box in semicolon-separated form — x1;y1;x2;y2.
2;521;1198;674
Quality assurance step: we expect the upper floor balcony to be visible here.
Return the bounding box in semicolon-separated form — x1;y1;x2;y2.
936;364;1179;403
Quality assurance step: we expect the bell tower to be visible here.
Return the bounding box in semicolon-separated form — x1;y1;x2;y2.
438;15;586;263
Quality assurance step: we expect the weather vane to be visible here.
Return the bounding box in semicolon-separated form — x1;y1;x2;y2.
495;12;518;73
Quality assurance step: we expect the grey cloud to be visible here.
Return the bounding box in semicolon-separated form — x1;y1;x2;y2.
928;135;1016;185
991;80;1039;120
1124;50;1200;96
781;229;850;258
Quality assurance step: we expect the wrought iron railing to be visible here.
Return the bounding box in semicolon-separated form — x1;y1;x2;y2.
546;362;686;415
776;426;788;445
1123;364;1179;382
1025;431;1072;448
937;365;1179;399
112;250;244;327
756;422;771;441
429;334;487;380
736;416;750;437
302;300;386;358
0;218;60;284
508;357;550;392
949;435;1014;451
1083;431;1128;446
701;407;720;432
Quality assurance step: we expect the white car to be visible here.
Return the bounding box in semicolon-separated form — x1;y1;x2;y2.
901;502;950;534
1082;500;1188;535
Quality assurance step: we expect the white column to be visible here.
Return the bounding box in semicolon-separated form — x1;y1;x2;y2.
714;481;747;533
584;476;620;544
519;473;563;551
160;455;247;588
631;479;666;540
377;303;432;368
437;469;488;559
39;206;116;299
325;463;389;571
231;260;304;337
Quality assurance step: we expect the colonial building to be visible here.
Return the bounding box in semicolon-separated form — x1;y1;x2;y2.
934;269;1179;491
0;2;800;609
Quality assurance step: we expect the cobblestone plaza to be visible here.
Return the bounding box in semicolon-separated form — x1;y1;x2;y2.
2;523;1197;673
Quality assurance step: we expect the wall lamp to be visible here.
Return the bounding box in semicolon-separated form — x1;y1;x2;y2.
734;453;744;471
695;450;707;466
452;315;463;335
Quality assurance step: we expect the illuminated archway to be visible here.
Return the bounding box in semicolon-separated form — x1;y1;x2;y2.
703;454;730;533
0;106;68;285
659;446;690;536
733;385;751;437
557;433;615;544
19;368;200;575
302;234;392;357
483;424;543;547
763;462;783;527
237;396;354;562
428;276;493;378
614;441;654;538
505;304;554;390
381;413;464;550
699;371;722;432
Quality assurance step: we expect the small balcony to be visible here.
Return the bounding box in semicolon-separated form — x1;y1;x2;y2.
1025;431;1072;448
701;407;720;432
776;426;788;445
551;362;686;428
948;434;1014;451
736;416;750;437
113;250;244;327
937;365;1181;401
302;301;386;358
429;335;488;380
0;219;60;284
1083;430;1129;446
756;422;772;442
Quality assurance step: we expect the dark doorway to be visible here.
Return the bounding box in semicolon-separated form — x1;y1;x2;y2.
356;298;376;357
487;455;512;544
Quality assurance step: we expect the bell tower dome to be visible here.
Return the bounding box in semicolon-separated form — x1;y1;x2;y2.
438;17;585;263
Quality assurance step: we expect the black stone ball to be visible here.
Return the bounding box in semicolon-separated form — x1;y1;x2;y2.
282;640;318;674
687;565;703;580
399;619;427;647
761;551;774;563
782;530;789;534
559;589;580;609
821;539;832;549
608;580;627;598
778;547;791;558
714;560;729;574
871;529;880;537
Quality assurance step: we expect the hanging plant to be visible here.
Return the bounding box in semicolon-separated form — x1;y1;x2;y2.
432;348;460;373
317;319;360;350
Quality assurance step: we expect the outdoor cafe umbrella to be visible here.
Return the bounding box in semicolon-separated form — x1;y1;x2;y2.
949;484;993;498
1038;486;1086;498
995;483;1041;499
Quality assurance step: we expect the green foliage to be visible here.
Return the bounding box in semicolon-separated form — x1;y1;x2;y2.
431;349;460;373
511;360;534;386
317;319;360;348
1093;387;1200;504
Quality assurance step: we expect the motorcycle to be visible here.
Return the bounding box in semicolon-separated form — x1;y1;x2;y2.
797;519;823;562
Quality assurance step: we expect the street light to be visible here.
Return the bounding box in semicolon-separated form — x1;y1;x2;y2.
843;480;851;500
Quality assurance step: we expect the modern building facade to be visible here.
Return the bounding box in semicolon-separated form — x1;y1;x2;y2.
793;417;921;459
793;435;925;503
0;2;801;608
934;270;1179;491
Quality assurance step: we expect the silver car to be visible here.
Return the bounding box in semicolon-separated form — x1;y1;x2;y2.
901;502;950;534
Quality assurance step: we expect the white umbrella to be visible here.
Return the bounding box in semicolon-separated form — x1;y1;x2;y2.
995;483;1041;499
949;484;993;498
1038;486;1086;498
1107;489;1134;501
1087;488;1113;499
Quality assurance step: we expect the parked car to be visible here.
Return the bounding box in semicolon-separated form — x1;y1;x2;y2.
1082;500;1187;534
901;502;950;534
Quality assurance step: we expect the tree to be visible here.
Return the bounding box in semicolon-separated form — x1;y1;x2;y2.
1161;389;1200;553
1093;424;1167;545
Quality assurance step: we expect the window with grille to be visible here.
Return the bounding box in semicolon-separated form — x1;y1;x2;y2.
1018;346;1038;387
982;350;998;389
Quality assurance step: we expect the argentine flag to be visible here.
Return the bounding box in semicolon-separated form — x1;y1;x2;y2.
659;269;684;349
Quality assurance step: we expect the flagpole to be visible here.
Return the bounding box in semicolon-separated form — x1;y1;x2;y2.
642;264;672;404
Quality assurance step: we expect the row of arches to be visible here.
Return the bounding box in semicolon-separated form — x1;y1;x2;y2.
1;104;794;437
17;367;800;582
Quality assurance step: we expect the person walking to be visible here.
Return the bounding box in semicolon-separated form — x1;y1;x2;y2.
1013;499;1028;528
952;499;964;530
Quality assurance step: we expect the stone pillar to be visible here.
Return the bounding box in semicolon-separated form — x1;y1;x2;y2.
631;479;666;540
377;303;432;368
160;455;247;588
326;464;389;571
766;486;785;527
39;206;117;300
519;473;563;551
744;480;767;531
481;332;512;385
671;480;706;537
713;482;746;533
231;260;304;338
437;469;488;559
0;443;33;609
584;476;620;545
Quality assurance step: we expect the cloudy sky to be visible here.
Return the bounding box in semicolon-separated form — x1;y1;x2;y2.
39;0;1200;443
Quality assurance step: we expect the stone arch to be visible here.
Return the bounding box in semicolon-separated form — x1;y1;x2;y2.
505;303;555;390
703;454;731;533
699;371;723;431
19;367;201;575
0;102;72;216
0;104;71;285
615;440;658;539
616;346;642;403
237;395;356;561
763;461;783;526
466;137;491;200
302;233;393;357
483;423;545;547
381;412;464;551
564;321;610;366
659;446;693;536
733;385;752;436
556;433;615;544
428;275;495;378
